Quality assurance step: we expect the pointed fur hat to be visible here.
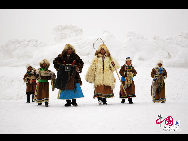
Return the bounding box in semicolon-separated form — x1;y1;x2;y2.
95;43;111;57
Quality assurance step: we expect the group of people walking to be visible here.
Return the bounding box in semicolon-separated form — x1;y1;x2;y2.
23;42;167;107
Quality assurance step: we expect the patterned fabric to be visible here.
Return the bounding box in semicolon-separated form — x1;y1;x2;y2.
34;82;49;103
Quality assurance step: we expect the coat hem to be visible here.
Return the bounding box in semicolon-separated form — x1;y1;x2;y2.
93;93;114;98
120;94;136;98
152;98;166;103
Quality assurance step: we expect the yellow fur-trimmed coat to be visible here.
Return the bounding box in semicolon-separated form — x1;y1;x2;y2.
85;55;120;90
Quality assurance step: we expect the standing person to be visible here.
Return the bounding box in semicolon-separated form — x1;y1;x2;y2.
23;65;37;103
35;59;56;107
85;43;120;105
53;44;84;107
119;57;137;104
151;60;167;103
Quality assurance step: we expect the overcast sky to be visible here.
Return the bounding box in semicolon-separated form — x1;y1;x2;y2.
0;9;188;45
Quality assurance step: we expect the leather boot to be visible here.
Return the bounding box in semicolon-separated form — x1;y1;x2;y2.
121;99;125;103
102;98;107;105
32;93;34;102
98;97;103;105
72;99;78;106
45;102;48;107
65;100;71;107
128;98;133;104
26;94;30;103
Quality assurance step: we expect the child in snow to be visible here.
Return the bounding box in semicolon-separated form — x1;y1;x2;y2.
85;43;119;105
53;44;84;107
119;57;137;104
35;59;56;107
23;65;37;103
151;60;167;103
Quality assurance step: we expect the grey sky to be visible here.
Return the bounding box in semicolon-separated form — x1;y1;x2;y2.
0;9;188;45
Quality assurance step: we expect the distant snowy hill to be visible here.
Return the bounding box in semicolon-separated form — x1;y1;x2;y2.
0;25;188;68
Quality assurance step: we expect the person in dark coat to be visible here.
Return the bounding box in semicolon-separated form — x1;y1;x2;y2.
53;44;84;107
23;65;37;103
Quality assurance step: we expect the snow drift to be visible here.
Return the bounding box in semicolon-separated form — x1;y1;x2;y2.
0;25;188;68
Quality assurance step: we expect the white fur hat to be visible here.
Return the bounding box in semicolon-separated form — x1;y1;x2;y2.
126;57;132;61
95;43;111;57
156;60;163;67
157;60;163;65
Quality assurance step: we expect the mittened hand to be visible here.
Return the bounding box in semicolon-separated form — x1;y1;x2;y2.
76;66;79;72
72;60;76;66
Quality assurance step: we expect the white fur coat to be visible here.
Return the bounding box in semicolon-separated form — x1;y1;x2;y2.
85;55;119;89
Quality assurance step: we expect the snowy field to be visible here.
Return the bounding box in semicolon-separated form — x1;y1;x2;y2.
0;64;188;134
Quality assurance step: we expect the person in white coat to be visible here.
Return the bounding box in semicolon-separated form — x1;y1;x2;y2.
85;43;120;105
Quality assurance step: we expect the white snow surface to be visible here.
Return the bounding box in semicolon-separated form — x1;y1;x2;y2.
0;26;188;133
0;65;187;134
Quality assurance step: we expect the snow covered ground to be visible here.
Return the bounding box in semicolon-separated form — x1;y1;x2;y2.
0;64;187;134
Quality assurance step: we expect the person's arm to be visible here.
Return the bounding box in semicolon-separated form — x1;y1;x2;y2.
163;68;167;79
119;65;126;77
75;54;84;73
151;68;156;78
132;67;137;77
53;54;62;71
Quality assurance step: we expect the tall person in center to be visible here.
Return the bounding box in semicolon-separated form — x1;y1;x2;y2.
85;43;120;105
53;44;84;107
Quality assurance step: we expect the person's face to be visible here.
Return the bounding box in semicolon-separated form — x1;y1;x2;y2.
158;63;162;67
27;66;32;71
126;60;132;66
42;63;46;68
100;48;106;55
67;48;73;55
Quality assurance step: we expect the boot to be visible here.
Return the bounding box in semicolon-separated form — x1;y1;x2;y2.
45;102;48;107
38;103;42;105
121;99;125;103
65;100;71;107
32;93;34;102
102;98;107;105
72;99;78;106
128;98;133;104
98;97;103;105
160;98;166;103
26;94;30;103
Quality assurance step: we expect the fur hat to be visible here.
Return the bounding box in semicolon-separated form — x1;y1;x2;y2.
156;60;164;68
95;44;111;57
61;44;76;55
40;59;50;68
126;57;132;61
157;60;163;66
